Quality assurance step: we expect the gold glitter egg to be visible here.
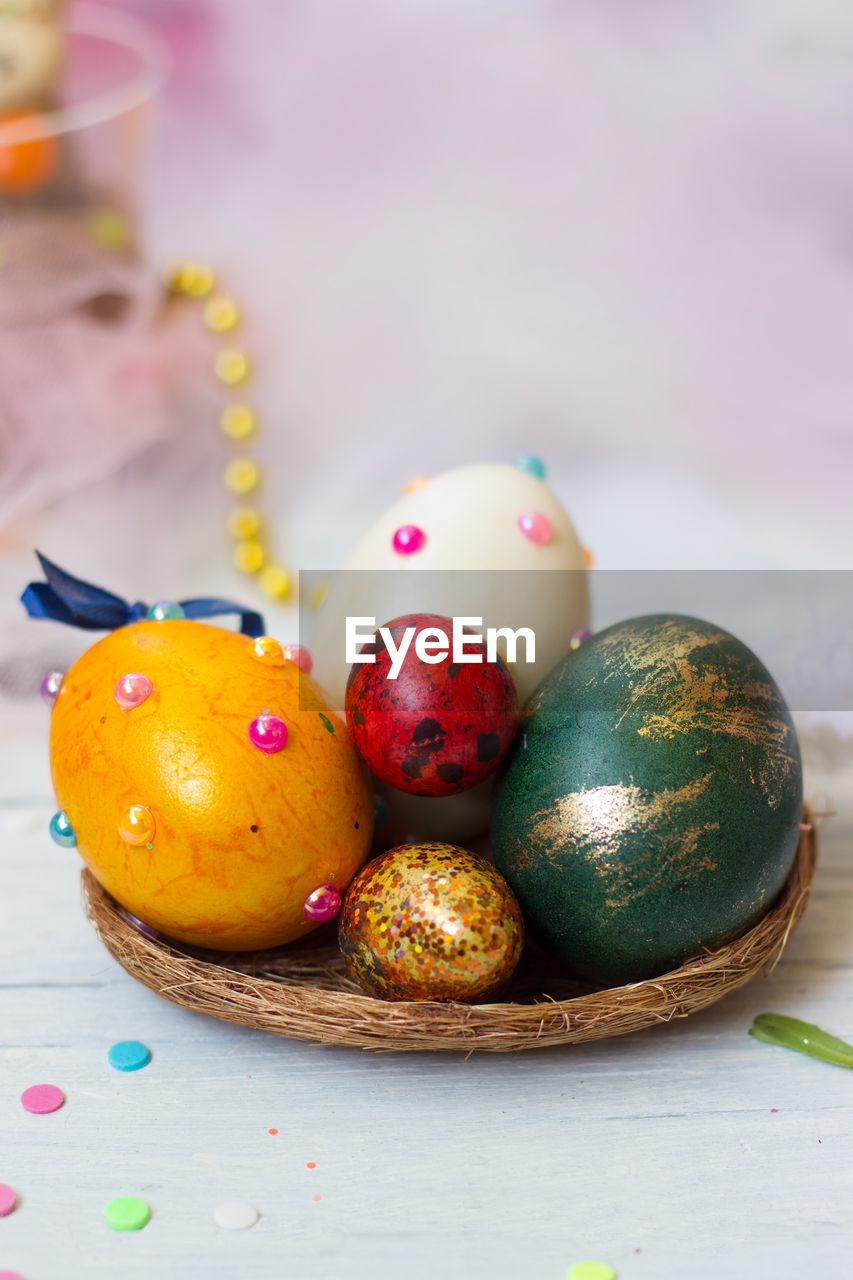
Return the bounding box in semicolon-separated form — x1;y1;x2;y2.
338;843;524;1002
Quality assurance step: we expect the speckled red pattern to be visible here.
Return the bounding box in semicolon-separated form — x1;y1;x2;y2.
345;613;518;796
338;843;524;1002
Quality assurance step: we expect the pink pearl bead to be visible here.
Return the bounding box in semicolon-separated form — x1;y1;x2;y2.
40;670;64;704
114;673;153;710
283;644;313;674
248;711;288;754
392;524;426;555
518;510;552;546
303;884;342;922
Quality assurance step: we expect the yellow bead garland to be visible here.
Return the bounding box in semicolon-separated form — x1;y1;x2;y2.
168;262;294;603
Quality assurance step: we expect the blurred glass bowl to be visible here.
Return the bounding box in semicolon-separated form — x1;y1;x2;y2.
0;3;167;249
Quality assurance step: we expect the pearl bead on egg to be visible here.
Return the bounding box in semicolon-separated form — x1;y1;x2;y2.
40;670;64;704
303;884;342;923
119;909;160;941
518;510;552;546
118;805;156;846
282;644;313;674
252;636;285;666
514;454;547;480
248;711;288;754
49;810;76;848
392;525;426;555
147;601;186;621
114;673;153;710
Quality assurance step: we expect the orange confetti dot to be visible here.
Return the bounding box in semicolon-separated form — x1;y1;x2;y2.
268;1128;278;1135
583;546;595;569
312;1195;322;1202
306;1162;316;1169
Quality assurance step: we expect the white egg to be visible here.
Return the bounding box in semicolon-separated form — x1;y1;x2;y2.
309;461;590;842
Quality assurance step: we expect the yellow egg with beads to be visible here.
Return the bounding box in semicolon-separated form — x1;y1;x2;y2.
49;620;373;950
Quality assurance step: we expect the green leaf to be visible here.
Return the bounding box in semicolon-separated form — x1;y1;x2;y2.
749;1013;853;1069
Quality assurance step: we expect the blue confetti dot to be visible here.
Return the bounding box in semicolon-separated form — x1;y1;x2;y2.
108;1040;151;1072
514;454;547;480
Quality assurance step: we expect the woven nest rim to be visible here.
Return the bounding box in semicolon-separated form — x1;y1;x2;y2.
82;810;818;1053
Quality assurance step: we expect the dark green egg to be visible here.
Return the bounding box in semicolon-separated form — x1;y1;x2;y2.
491;614;803;986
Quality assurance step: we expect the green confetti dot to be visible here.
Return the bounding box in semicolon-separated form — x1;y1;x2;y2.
568;1264;616;1280
104;1196;150;1232
749;1013;853;1068
318;713;335;734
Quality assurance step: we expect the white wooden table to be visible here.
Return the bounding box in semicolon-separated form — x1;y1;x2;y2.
1;699;851;1280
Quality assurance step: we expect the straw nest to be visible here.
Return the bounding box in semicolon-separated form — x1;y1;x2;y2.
82;809;817;1053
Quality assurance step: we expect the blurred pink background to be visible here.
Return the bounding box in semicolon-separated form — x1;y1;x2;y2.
3;0;853;682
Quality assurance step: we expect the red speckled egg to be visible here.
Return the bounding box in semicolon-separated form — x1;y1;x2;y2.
345;613;519;796
338;842;524;1001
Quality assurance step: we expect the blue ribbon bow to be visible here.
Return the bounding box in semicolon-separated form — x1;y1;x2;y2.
21;552;265;638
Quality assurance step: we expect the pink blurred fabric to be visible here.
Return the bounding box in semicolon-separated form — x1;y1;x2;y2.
0;208;211;527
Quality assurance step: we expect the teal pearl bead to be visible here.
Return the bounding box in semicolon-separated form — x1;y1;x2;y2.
514;454;546;480
146;601;186;621
49;810;77;848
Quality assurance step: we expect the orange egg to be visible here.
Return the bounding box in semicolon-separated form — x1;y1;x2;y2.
0;112;57;195
50;620;374;950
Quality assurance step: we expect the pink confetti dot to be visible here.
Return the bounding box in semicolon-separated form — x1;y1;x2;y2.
518;510;552;546
0;1271;24;1280
392;524;426;555
21;1083;65;1114
0;1184;17;1217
